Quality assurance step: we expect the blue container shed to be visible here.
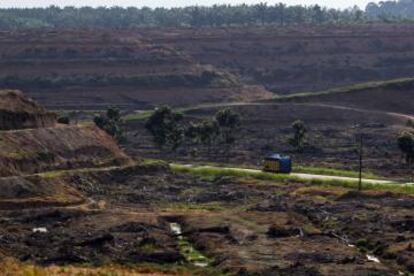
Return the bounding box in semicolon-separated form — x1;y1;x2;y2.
263;153;292;174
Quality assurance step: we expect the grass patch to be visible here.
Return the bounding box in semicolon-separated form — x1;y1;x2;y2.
271;77;414;101
36;160;166;179
173;161;380;179
295;165;379;179
124;110;153;121
171;164;414;194
0;257;226;275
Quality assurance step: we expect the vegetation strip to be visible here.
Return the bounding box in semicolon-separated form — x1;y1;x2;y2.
170;223;211;268
272;77;414;101
171;164;414;194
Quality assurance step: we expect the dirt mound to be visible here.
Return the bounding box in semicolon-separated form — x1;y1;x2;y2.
0;90;56;130
0;125;132;177
0;175;85;209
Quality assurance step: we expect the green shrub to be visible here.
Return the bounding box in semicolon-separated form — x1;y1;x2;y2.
57;115;70;125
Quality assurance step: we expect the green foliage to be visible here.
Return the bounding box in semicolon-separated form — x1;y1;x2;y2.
366;1;414;21
171;164;414;194
145;106;184;152
288;119;307;152
186;119;220;150
94;106;123;141
296;165;380;179
214;108;241;145
275;77;414;102
398;131;414;164
0;4;376;30
407;119;414;128
184;108;241;156
57;115;70;125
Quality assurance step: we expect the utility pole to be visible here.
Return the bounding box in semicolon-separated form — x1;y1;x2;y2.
358;134;363;191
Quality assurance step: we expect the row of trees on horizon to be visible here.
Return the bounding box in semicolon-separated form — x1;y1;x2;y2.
1;1;414;29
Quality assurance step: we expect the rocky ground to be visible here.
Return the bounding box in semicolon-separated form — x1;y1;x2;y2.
0;162;413;275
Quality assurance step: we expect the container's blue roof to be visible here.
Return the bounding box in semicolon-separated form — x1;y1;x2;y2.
266;153;290;160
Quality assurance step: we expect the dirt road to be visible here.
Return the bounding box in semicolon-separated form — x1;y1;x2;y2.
175;164;402;185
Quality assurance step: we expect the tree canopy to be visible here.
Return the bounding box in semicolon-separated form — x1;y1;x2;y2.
0;3;409;30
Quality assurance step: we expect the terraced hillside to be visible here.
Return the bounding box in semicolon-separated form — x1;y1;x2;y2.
145;24;414;94
0;30;271;110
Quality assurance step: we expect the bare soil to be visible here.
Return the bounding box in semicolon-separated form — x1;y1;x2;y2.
0;125;132;177
0;30;271;110
0;164;412;274
0;90;56;130
144;24;414;94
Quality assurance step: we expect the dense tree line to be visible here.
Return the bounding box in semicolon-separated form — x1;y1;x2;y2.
366;0;414;20
0;4;371;29
145;106;241;157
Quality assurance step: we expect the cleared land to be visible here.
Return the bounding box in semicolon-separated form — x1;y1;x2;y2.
1;161;413;274
1;24;414;275
0;29;271;110
145;24;414;94
125;80;413;178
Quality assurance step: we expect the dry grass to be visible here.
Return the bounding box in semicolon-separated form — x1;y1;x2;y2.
0;258;225;276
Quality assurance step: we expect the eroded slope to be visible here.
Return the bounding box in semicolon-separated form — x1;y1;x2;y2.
0;90;56;130
0;125;132;177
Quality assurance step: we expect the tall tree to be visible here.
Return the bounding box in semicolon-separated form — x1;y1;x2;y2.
94;106;124;142
145;106;184;152
398;131;414;181
288;119;307;152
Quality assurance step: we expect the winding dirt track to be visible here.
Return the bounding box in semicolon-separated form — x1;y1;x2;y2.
181;101;414;122
174;164;402;185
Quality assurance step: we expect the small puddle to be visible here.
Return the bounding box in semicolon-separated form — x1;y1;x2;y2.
366;254;381;263
169;222;211;267
32;227;48;233
347;244;381;264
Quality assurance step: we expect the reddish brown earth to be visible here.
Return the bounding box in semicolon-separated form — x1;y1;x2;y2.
0;164;412;274
0;91;413;275
0;29;271;110
2;25;414;110
144;24;414;94
1;25;414;275
0;125;132;177
0;90;56;130
0;91;131;208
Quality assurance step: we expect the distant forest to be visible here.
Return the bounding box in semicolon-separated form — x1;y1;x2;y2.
0;1;414;29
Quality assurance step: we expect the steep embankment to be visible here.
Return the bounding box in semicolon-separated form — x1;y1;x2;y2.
0;125;132;177
0;30;271;110
0;90;133;208
0;90;56;130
